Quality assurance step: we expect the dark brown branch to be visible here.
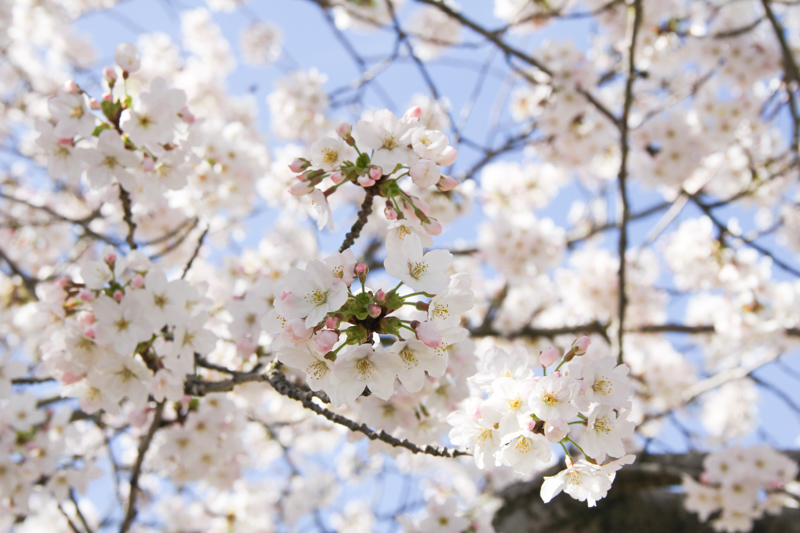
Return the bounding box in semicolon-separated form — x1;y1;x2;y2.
119;402;164;533
186;364;467;459
118;185;137;251
414;0;553;77
616;0;643;365
180;226;209;280
339;186;378;253
0;245;38;299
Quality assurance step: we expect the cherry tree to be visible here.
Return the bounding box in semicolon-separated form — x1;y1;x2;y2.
1;0;800;532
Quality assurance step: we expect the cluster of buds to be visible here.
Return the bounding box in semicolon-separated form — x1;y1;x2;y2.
447;339;637;506
37;247;216;414
287;107;459;233
263;235;473;406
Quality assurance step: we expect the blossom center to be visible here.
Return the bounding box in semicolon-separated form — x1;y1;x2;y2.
408;261;428;280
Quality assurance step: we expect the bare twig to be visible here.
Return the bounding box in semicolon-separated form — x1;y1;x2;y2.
119;402;164;533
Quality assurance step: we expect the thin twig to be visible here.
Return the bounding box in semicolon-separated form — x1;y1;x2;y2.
119;402;165;533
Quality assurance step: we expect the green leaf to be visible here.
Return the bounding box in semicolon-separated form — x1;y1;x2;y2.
91;123;112;137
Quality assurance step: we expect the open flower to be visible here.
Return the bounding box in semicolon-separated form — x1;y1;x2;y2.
384;234;452;294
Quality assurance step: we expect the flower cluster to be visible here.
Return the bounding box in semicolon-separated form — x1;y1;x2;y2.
447;338;636;506
287;107;459;234
264;234;472;407
682;445;799;532
40;247;216;413
38;43;198;196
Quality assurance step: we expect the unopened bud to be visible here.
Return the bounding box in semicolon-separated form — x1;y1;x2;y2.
436;145;458;166
57;138;73;146
355;263;368;280
375;290;386;304
142;154;155;172
103;67;117;83
325;316;339;329
178;106;195;124
314;330;339;353
384;204;397;220
369;165;382;181
415;320;441;348
357;175;376;187
571;336;591;356
289;182;314;196
105;253;116;264
422;218;442;236
113;290;124;302
404;106;422;119
89;98;101;110
368;304;382;318
78;289;94;303
330;170;344;184
540;347;560;367
76;310;95;326
64;80;80;93
131;274;145;289
336;122;352;139
288;158;309;173
436;175;459;192
544;419;569;443
103;93;113;102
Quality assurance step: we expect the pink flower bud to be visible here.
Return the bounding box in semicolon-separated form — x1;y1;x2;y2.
540;347;560;367
314;330;339;353
436;145;458;166
61;371;83;385
283;319;314;343
64;80;80;93
76;310;95;326
55;278;70;288
700;472;712;484
330;170;344;184
404;106;422;119
436;175;459;191
369;165;382;181
288;158;308;173
83;327;95;339
103;93;113;102
357;176;376;187
415;321;441;348
572;336;591;355
384;204;397;220
336;122;352;139
178;106;195;124
325;316;338;329
368;304;382;318
289;182;314;196
375;290;386;303
103;67;117;82
128;408;148;428
131;274;145;289
89;98;101;110
105;253;116;264
422;218;442;236
236;338;257;356
521;417;537;432
544;419;569;443
113;290;124;302
57;138;73;146
141;154;155;172
355;263;368;276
